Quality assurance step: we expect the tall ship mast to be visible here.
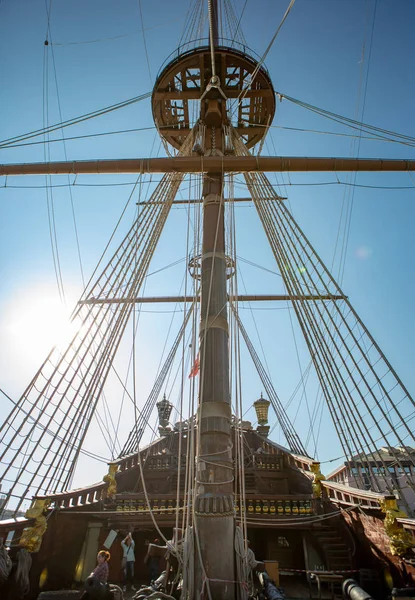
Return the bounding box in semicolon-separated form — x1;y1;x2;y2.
0;1;414;599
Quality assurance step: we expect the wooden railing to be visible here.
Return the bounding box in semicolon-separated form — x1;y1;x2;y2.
0;482;107;543
132;453;285;472
113;496;179;514
117;453;139;472
252;455;283;471
321;480;388;509
236;495;314;516
111;493;314;518
0;481;106;542
396;517;415;533
145;455;177;470
117;448;294;472
290;453;314;472
0;517;29;547
27;481;106;511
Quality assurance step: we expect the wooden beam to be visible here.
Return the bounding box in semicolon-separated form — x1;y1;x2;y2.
1;156;415;176
137;197;264;205
159;126;266;137
79;294;346;305
154;88;273;100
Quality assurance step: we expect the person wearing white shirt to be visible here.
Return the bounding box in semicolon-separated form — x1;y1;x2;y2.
121;532;136;593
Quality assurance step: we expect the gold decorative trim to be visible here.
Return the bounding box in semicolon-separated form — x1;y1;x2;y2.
310;462;326;499
20;498;51;553
103;462;118;500
380;497;414;556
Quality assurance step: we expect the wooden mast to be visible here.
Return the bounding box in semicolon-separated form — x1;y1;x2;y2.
193;2;235;596
1;2;415;596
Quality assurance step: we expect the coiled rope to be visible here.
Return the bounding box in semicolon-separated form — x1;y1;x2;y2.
234;526;249;600
0;540;12;587
180;526;194;600
15;548;32;597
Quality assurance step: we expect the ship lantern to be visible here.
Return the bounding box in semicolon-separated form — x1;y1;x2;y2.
254;393;270;437
157;394;173;436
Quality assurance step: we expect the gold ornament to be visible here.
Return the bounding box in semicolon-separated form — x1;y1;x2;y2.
20;498;51;553
103;462;118;499
380;497;414;557
310;462;326;498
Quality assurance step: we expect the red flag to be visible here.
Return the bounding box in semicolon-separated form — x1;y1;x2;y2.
188;354;200;378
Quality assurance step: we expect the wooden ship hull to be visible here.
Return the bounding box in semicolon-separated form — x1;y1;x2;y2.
0;426;414;598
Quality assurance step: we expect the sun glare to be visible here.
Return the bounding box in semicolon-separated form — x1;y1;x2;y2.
6;291;78;362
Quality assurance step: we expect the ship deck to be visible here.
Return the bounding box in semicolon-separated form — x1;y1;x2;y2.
116;575;343;600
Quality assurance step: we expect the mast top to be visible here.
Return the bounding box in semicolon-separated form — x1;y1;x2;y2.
151;42;276;150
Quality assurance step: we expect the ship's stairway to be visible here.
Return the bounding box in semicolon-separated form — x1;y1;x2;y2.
312;523;354;572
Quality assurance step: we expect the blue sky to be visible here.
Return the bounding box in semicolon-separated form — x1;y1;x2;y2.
0;0;415;495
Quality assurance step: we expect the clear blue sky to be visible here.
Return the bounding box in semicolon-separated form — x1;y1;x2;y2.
0;0;414;494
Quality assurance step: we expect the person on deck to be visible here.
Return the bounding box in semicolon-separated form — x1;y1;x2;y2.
81;550;111;599
121;532;136;593
92;550;110;582
144;538;164;582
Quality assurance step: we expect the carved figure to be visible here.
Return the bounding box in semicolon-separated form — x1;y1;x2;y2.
19;498;51;553
380;497;414;556
103;462;118;499
310;462;326;499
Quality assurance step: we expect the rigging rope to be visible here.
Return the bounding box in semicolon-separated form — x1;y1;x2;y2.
138;0;152;83
14;548;32;597
234;526;249;600
0;131;196;512
231;306;307;456
227;177;251;600
119;303;195;457
0;92;152;149
178;0;204;48
231;125;415;499
234;0;296;111
0;540;12;586
207;0;217;78
277;90;415;147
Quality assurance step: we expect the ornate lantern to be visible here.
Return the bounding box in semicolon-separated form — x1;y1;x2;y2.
254;393;270;437
254;393;270;425
157;394;173;435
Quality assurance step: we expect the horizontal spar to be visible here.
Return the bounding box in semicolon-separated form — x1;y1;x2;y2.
1;156;415;176
79;294;346;305
137;197;265;205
